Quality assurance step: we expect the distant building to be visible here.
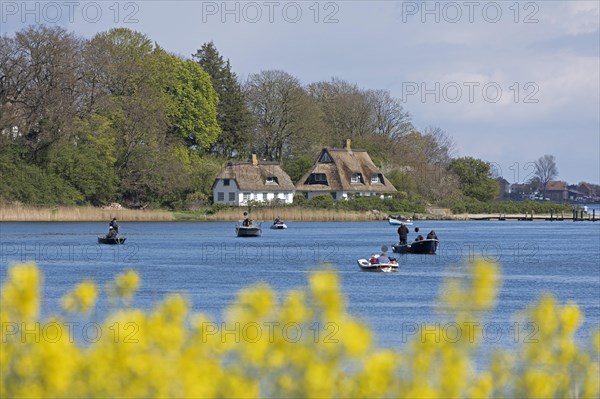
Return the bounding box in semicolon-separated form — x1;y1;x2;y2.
578;183;597;199
212;155;295;206
509;183;534;200
294;140;397;200
545;180;568;202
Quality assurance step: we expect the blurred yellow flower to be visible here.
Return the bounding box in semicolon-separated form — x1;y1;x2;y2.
1;260;598;399
61;280;98;314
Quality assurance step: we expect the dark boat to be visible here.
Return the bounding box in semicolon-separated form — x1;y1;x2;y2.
236;223;262;237
98;236;126;245
392;239;438;254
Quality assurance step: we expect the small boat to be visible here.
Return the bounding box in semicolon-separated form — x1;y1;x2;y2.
357;255;399;272
98;236;126;245
388;217;413;226
236;223;262;237
392;239;438;254
270;221;287;229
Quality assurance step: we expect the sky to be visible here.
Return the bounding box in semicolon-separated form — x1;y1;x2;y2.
1;0;599;185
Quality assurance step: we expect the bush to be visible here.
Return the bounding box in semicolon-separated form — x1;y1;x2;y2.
2;261;598;398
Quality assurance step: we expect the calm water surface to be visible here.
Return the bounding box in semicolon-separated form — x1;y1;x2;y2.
1;220;599;352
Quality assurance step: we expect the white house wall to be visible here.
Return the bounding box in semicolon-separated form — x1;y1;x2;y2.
305;191;386;200
213;180;241;205
213;179;294;206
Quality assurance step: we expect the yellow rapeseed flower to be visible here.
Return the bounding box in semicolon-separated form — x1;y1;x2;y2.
1;263;40;320
61;280;98;314
114;269;140;302
2;261;599;399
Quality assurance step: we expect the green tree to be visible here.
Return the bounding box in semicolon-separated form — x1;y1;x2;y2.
160;52;220;150
448;157;499;202
282;155;315;184
193;42;252;157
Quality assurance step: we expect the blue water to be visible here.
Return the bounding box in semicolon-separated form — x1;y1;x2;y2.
1;220;599;353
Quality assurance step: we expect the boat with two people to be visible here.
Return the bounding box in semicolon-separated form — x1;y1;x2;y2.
236;212;262;237
357;245;399;272
392;228;438;254
270;216;287;230
98;217;126;244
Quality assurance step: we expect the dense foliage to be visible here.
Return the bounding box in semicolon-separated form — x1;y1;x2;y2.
2;26;586;211
2;261;598;397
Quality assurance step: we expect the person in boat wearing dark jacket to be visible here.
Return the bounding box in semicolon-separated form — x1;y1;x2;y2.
397;223;409;245
242;212;252;227
107;226;117;238
107;218;119;237
414;227;424;241
427;230;438;240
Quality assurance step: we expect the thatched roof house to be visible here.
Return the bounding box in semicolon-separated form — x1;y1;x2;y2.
295;140;397;200
213;155;295;205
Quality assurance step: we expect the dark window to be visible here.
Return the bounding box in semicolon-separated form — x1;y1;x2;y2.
266;176;279;184
307;173;328;185
223;179;230;186
319;151;333;163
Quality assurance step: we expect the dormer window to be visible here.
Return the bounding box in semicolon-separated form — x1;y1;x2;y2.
351;173;363;184
223;179;230;186
318;151;333;163
371;174;382;184
266;176;279;185
307;173;328;185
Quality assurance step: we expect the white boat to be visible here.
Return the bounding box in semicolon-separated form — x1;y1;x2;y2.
357;255;399;272
236;222;262;237
388;217;413;226
270;221;287;229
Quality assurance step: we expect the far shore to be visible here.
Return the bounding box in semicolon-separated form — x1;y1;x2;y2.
0;204;585;223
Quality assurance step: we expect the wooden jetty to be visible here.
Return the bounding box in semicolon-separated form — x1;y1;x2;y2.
469;209;597;222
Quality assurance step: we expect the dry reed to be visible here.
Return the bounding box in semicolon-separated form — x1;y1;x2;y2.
0;205;175;222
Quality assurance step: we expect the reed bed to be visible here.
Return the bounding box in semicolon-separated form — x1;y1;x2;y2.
184;208;389;222
0;205;175;222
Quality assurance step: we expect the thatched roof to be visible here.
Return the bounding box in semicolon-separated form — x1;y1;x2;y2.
295;147;397;193
214;160;295;192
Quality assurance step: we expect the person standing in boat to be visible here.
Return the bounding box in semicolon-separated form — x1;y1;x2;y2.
427;230;438;240
242;212;251;227
397;223;409;245
109;218;119;235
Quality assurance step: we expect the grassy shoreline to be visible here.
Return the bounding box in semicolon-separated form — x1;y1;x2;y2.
0;204;575;222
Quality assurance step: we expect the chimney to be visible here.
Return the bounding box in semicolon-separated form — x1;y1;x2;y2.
344;139;351;151
251;153;258;166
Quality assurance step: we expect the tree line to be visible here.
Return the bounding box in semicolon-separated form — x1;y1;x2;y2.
2;26;563;209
